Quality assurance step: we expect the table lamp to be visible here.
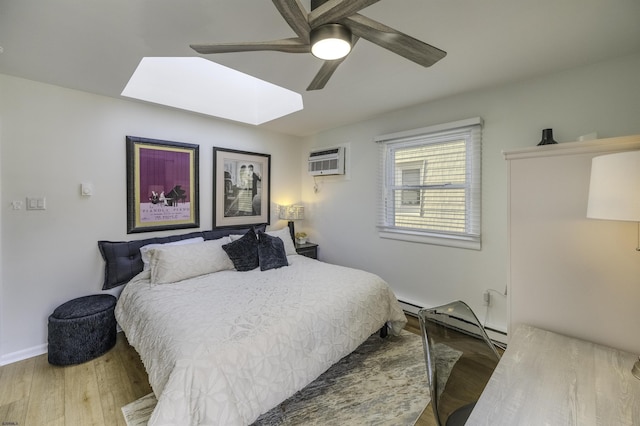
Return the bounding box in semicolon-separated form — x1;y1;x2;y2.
279;204;304;242
586;150;640;379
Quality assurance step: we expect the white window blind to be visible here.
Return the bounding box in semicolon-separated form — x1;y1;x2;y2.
375;118;482;249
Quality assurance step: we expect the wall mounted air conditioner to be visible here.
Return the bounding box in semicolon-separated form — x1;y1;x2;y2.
308;146;345;176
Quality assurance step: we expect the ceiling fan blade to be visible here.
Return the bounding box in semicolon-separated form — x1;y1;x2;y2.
191;38;310;54
272;0;311;43
307;37;359;91
342;14;446;67
309;0;381;28
307;61;341;91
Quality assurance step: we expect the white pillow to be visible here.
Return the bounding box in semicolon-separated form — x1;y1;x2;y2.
140;237;204;270
148;237;233;284
266;227;297;256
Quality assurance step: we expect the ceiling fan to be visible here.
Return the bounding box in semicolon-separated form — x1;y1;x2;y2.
190;0;446;91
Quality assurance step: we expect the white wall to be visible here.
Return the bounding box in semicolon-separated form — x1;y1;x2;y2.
2;52;639;363
0;74;302;363
299;52;640;334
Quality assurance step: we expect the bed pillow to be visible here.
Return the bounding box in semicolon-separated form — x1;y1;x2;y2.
140;237;204;271
257;231;289;271
266;227;297;256
222;228;259;271
148;237;233;284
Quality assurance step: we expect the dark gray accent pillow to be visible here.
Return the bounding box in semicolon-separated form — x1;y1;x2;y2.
257;231;289;271
222;228;259;271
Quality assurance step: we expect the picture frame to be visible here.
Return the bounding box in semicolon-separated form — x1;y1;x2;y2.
126;136;199;233
213;147;270;229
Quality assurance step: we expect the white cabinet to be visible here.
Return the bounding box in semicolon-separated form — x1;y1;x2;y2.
504;135;640;354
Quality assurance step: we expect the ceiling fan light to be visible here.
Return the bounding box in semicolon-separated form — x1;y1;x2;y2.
310;24;352;60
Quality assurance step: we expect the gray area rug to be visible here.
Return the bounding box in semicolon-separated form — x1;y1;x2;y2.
122;330;461;426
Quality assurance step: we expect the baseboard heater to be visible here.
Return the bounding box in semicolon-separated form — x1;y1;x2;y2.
399;299;508;346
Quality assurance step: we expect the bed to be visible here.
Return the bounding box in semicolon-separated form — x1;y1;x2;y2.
99;226;407;425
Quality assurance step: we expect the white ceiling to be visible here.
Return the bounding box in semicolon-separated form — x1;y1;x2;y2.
1;0;639;137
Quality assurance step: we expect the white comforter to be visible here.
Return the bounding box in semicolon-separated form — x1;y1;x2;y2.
116;254;407;426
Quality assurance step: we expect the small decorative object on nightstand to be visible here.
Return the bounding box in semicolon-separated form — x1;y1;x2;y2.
295;242;318;259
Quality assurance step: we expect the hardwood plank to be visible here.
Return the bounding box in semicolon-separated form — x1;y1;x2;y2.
0;357;35;405
94;338;139;426
0;398;28;426
0;357;34;426
24;354;64;426
115;333;153;400
414;403;437;426
63;360;105;426
0;333;153;426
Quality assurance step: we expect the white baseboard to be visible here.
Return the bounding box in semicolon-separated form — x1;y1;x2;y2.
483;327;508;346
398;299;424;316
0;328;123;366
0;343;47;366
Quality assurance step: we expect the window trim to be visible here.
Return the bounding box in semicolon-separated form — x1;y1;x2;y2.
375;117;482;250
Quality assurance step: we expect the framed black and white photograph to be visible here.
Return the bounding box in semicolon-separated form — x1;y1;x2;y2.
213;147;270;228
126;136;200;234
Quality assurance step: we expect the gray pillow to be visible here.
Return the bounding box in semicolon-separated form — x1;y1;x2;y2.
222;228;259;271
257;231;289;271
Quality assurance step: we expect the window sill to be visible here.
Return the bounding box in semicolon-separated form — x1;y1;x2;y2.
378;230;481;250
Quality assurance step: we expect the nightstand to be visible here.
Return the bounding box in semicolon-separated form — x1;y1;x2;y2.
295;242;318;259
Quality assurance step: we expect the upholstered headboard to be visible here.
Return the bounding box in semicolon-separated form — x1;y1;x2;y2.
98;225;266;290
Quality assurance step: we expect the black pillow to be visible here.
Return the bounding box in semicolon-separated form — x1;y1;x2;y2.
222;228;259;271
257;231;289;271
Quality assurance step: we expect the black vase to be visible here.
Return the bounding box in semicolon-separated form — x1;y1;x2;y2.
537;128;558;146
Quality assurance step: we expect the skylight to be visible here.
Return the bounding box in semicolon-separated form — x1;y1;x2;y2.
121;57;303;125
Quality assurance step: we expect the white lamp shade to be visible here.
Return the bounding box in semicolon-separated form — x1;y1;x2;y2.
279;205;304;221
587;150;640;221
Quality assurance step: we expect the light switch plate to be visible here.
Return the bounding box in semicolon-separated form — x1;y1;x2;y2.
81;183;93;196
26;197;46;210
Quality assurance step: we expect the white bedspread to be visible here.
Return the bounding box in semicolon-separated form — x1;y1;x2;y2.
116;254;407;426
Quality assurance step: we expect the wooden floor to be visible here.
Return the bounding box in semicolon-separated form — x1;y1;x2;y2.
0;333;152;426
0;315;484;426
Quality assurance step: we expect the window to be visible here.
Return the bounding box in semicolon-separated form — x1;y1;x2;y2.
376;118;482;249
401;168;421;205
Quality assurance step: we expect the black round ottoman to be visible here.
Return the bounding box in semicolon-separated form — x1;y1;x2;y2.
48;294;117;366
